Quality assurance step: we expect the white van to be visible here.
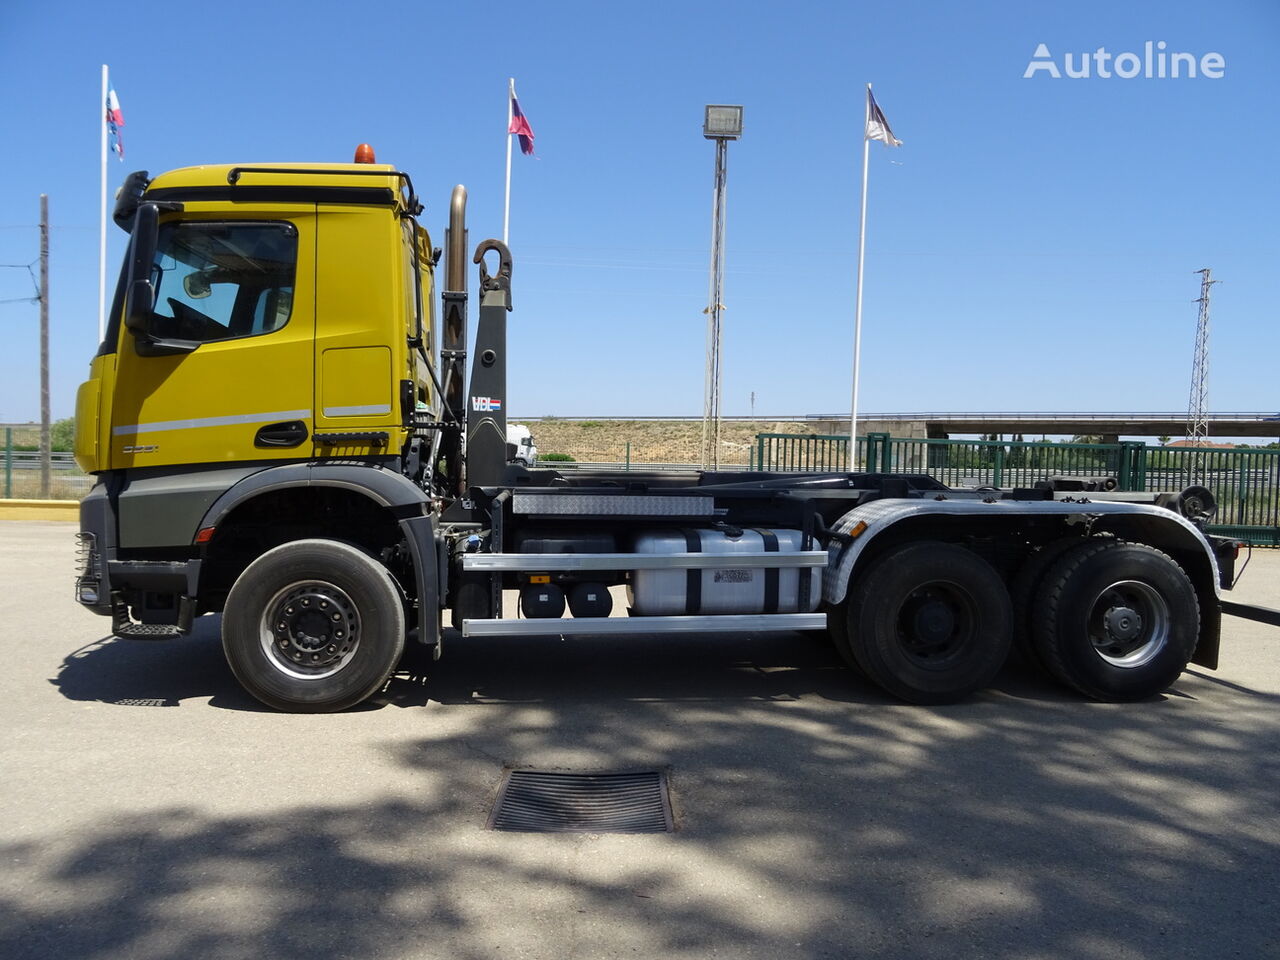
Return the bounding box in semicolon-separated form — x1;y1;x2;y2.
506;424;538;466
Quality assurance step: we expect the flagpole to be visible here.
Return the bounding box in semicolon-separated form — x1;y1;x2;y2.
849;83;871;471
98;64;108;343
503;78;514;245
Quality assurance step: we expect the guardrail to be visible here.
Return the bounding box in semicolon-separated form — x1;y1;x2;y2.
2;429;93;500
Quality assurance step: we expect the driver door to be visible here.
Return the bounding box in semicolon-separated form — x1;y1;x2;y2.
110;209;316;470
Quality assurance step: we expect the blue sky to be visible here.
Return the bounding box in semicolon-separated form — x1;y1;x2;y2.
0;0;1276;422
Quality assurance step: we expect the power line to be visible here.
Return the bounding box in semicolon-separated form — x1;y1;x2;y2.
0;260;40;303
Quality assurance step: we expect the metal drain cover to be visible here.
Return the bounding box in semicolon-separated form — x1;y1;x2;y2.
488;769;673;833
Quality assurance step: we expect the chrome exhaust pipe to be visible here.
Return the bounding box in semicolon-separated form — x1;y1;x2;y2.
447;185;467;293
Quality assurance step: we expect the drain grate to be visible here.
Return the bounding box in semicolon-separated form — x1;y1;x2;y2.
488;769;673;834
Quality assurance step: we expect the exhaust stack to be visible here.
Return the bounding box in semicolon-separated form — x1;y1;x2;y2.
437;185;469;497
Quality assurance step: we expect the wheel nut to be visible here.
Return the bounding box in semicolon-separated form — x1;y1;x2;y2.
301;599;310;607
320;600;328;609
286;606;294;615
331;613;341;622
335;630;344;638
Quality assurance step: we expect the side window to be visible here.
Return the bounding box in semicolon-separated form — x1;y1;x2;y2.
150;221;298;343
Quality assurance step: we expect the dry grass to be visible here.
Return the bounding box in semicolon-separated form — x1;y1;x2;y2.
1;424;43;448
523;419;829;465
4;472;93;501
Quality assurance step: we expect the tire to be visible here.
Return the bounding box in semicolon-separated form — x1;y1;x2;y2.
822;600;862;672
1009;536;1086;673
1032;541;1199;701
845;541;1012;704
223;539;406;713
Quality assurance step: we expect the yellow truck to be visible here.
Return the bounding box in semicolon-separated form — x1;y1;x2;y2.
73;150;1258;712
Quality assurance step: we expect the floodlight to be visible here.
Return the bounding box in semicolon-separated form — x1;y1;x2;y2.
703;105;743;140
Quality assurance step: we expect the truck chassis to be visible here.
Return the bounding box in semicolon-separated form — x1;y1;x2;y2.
73;164;1248;712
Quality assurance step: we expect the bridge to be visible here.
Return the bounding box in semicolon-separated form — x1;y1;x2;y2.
800;412;1280;440
519;412;1280;440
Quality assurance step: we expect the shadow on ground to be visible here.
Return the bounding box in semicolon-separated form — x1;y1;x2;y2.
52;612;1082;712
23;623;1280;959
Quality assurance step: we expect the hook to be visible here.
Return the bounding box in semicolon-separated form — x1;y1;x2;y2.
472;239;513;310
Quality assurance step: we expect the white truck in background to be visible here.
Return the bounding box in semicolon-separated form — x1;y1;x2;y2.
506;424;537;466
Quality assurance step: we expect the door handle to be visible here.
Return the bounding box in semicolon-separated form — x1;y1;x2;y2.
255;420;309;448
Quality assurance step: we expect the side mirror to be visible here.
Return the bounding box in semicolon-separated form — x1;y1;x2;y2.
124;203;159;335
112;170;151;232
183;270;212;299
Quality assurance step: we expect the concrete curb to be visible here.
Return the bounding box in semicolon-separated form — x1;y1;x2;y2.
0;499;79;521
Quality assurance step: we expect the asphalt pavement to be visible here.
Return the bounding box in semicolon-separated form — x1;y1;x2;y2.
1;520;1277;960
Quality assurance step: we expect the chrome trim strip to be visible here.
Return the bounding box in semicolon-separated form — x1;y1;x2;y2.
322;404;392;417
462;613;827;637
112;409;312;437
462;551;830;572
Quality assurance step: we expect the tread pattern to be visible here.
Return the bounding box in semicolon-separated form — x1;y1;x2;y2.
845;541;1011;703
1034;540;1199;700
223;538;406;713
1009;536;1087;672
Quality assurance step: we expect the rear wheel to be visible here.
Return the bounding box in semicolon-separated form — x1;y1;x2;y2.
1032;541;1199;701
223;539;406;713
822;600;862;672
845;541;1012;704
1009;536;1086;672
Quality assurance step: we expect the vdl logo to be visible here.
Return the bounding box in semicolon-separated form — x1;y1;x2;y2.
471;396;502;413
1024;42;1226;79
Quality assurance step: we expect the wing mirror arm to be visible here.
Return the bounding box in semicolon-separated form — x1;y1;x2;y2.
124;203;159;337
121;202;198;355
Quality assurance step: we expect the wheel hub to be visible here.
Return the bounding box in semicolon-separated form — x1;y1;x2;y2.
911;599;956;646
268;584;359;673
1103;605;1143;642
1088;580;1171;668
897;585;974;665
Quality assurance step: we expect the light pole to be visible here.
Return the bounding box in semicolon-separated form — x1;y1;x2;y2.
701;104;742;470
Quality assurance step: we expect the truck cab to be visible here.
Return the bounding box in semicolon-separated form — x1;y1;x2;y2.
506;423;537;466
75;161;436;478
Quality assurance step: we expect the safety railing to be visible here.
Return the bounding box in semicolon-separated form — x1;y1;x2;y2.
755;432;1280;545
2;428;95;500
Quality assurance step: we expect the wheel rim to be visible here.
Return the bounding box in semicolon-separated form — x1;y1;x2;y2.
1087;579;1170;668
259;580;362;680
894;581;978;669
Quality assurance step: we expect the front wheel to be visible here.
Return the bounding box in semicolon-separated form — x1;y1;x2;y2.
845;541;1012;704
223;539;406;712
1032;541;1199;701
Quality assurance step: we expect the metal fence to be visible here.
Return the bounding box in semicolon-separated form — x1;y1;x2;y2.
1;429;95;500
756;432;1280;545
9;424;1275;545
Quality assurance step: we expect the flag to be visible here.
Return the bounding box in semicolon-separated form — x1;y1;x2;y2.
508;86;535;156
106;86;125;160
865;88;901;147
